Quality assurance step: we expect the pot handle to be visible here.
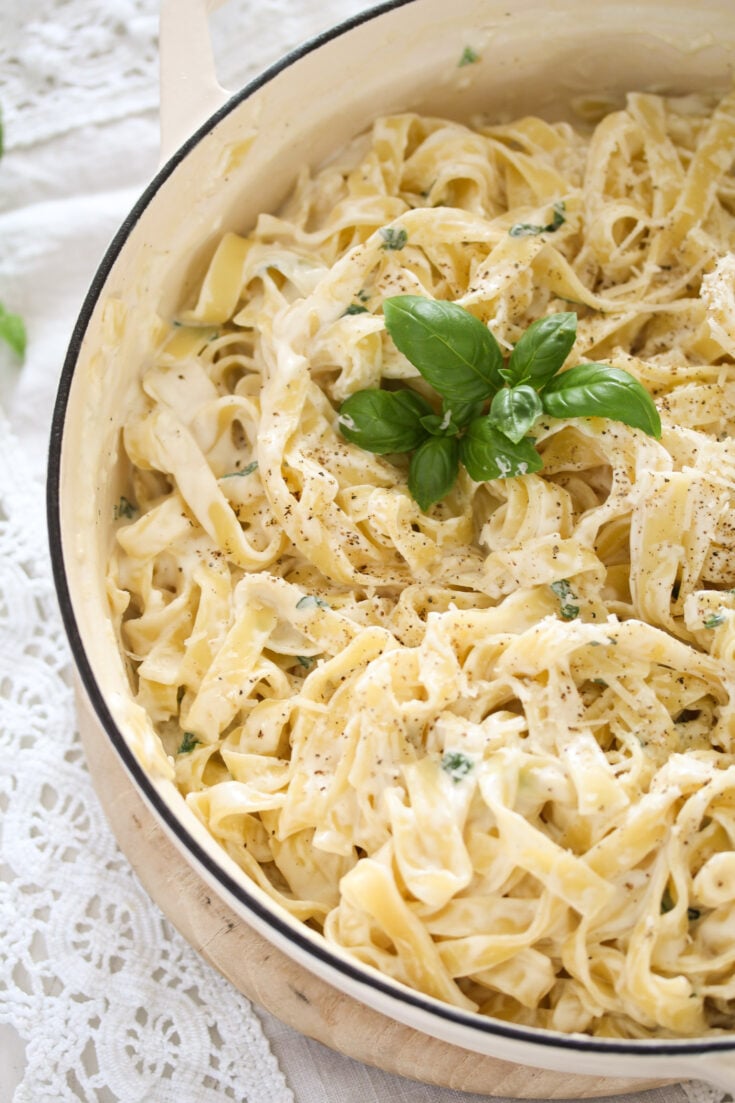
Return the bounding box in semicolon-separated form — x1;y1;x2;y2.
158;0;232;164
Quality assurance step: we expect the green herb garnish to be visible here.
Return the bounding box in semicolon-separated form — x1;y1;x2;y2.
296;655;317;669
550;579;580;620
222;460;258;478
338;296;661;511
0;304;27;359
113;495;136;520
509;200;566;237
660;889;701;921
296;594;331;611
177;732;200;754
0;109;27;361
458;46;480;67
441;751;474;781
380;227;408;251
344;303;369;315
703;612;725;629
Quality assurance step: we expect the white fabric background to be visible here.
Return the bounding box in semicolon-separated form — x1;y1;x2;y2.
0;1;728;1100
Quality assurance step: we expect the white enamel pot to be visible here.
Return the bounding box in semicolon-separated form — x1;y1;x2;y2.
48;0;735;1092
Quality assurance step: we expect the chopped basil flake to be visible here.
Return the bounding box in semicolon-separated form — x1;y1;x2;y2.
550;579;573;599
296;594;331;611
114;495;136;520
296;655;317;669
550;578;579;620
509;201;566;238
704;612;725;629
380;227;408;251
222;460;258;478
660;893;699;920
344;303;369;315
458;46;480;67
441;751;474;782
177;732;200;754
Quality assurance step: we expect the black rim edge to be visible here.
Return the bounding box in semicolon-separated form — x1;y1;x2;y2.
46;0;735;1061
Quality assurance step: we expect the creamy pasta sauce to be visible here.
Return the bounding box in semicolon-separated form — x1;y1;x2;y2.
108;88;735;1037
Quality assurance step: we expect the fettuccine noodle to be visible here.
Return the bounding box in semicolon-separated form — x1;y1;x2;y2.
108;89;735;1037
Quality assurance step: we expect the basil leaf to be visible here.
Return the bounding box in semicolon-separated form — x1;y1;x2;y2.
408;435;460;511
488;385;543;443
420;411;460;437
507;312;577;389
541;363;662;438
338;388;433;453
460;417;543;481
0;303;26;359
383;295;503;403
441;398;485;428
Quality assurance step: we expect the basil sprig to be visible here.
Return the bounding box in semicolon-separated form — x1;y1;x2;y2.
338;295;661;511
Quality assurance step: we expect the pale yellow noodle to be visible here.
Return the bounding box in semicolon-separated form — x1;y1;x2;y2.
108;90;735;1037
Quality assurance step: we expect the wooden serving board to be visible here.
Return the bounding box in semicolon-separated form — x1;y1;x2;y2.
80;709;672;1099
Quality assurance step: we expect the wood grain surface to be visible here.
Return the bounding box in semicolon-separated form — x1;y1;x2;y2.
78;699;673;1098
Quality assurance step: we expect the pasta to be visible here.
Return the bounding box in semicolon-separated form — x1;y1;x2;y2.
108;88;735;1038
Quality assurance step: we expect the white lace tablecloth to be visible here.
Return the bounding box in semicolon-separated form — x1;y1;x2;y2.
0;3;727;1101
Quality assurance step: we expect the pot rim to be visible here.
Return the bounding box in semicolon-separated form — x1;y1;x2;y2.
46;0;735;1061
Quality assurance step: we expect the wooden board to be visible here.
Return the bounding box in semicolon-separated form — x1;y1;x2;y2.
79;707;673;1099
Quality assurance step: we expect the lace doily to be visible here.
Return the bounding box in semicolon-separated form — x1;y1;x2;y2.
0;0;372;150
0;411;294;1103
